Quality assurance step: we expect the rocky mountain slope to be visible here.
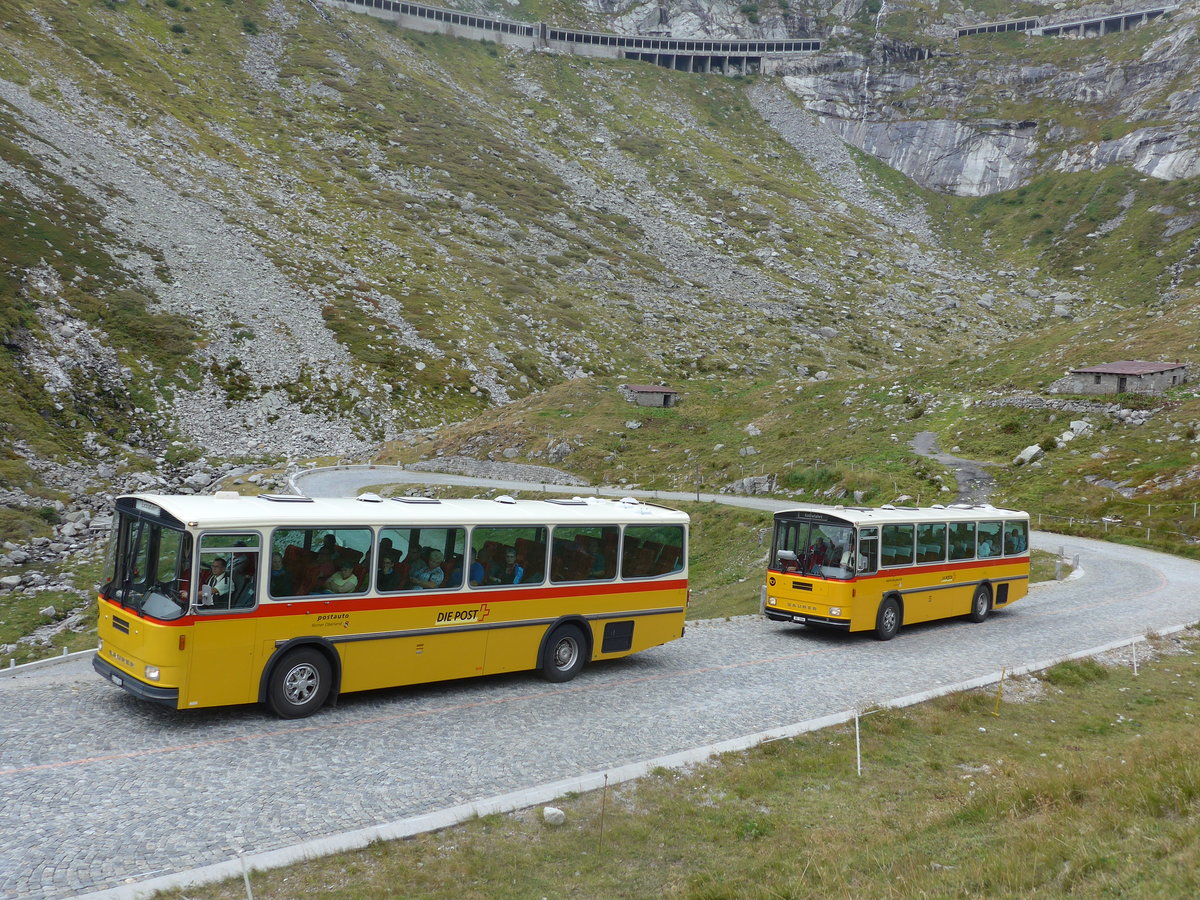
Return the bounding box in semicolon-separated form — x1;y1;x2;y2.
1;0;1054;508
784;1;1200;196
586;1;1200;196
0;0;1195;529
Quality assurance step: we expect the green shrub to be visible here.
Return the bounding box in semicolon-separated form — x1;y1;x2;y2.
1044;658;1109;687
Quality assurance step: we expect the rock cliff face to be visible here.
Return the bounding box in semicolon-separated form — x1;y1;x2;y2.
781;2;1200;195
582;0;1200;196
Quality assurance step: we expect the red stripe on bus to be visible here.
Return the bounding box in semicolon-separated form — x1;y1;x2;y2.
99;577;688;625
768;556;1029;582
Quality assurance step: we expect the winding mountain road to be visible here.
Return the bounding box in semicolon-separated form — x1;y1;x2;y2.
3;468;1199;900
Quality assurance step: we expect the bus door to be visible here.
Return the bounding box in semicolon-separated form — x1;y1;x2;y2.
183;532;263;709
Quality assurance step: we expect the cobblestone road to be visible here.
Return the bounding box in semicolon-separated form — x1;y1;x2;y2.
3;480;1200;898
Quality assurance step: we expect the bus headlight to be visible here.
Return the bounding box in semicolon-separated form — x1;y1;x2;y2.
767;597;777;606
144;665;161;682
829;607;842;617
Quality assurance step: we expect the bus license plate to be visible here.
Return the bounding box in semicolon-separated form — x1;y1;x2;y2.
110;674;123;686
792;615;806;624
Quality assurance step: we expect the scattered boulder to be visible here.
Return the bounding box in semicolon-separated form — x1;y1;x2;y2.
722;474;778;495
1013;445;1044;466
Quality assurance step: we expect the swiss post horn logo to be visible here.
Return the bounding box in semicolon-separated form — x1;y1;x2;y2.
436;603;491;625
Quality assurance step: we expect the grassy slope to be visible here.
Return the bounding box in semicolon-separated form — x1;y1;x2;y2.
157;631;1200;900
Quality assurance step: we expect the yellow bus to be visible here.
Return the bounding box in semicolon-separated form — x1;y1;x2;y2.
763;503;1030;640
93;492;688;717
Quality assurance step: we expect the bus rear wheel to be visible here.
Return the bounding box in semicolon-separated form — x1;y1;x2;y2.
268;648;331;718
874;597;900;641
968;584;991;623
540;624;587;683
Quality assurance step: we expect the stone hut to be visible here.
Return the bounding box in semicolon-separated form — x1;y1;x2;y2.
1051;360;1189;396
621;384;681;408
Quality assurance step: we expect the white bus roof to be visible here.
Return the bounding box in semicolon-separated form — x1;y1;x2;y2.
774;503;1029;527
121;493;689;529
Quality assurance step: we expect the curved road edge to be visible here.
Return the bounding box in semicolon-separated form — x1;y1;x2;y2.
290;462;809;511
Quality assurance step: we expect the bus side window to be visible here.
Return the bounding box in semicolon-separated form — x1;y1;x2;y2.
469;525;548;587
948;522;976;561
915;522;946;564
856;528;878;575
977;522;1002;559
199;533;261;610
1004;522;1028;554
622;525;684;579
880;524;914;568
551;525;619;583
271;527;372;596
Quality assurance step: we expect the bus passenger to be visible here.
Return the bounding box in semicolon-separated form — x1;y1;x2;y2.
205;557;231;606
574;535;606;579
488;547;524;585
326;562;359;594
409;548;445;589
377;554;403;591
1008;527;1027;553
315;534;340;567
269;552;294;597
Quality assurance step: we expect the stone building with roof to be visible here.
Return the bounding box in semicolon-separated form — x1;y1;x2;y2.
621;384;682;408
1050;360;1189;396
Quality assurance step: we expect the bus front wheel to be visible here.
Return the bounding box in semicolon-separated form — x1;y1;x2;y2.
541;624;587;683
967;585;992;623
874;597;900;641
268;648;331;718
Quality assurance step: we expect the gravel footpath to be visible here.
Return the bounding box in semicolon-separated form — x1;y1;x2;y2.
3;528;1200;899
910;430;997;504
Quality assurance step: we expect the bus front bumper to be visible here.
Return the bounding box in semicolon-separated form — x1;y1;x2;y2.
93;653;179;708
764;609;851;629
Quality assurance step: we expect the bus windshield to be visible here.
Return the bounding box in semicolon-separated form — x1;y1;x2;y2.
101;512;192;621
772;517;855;580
